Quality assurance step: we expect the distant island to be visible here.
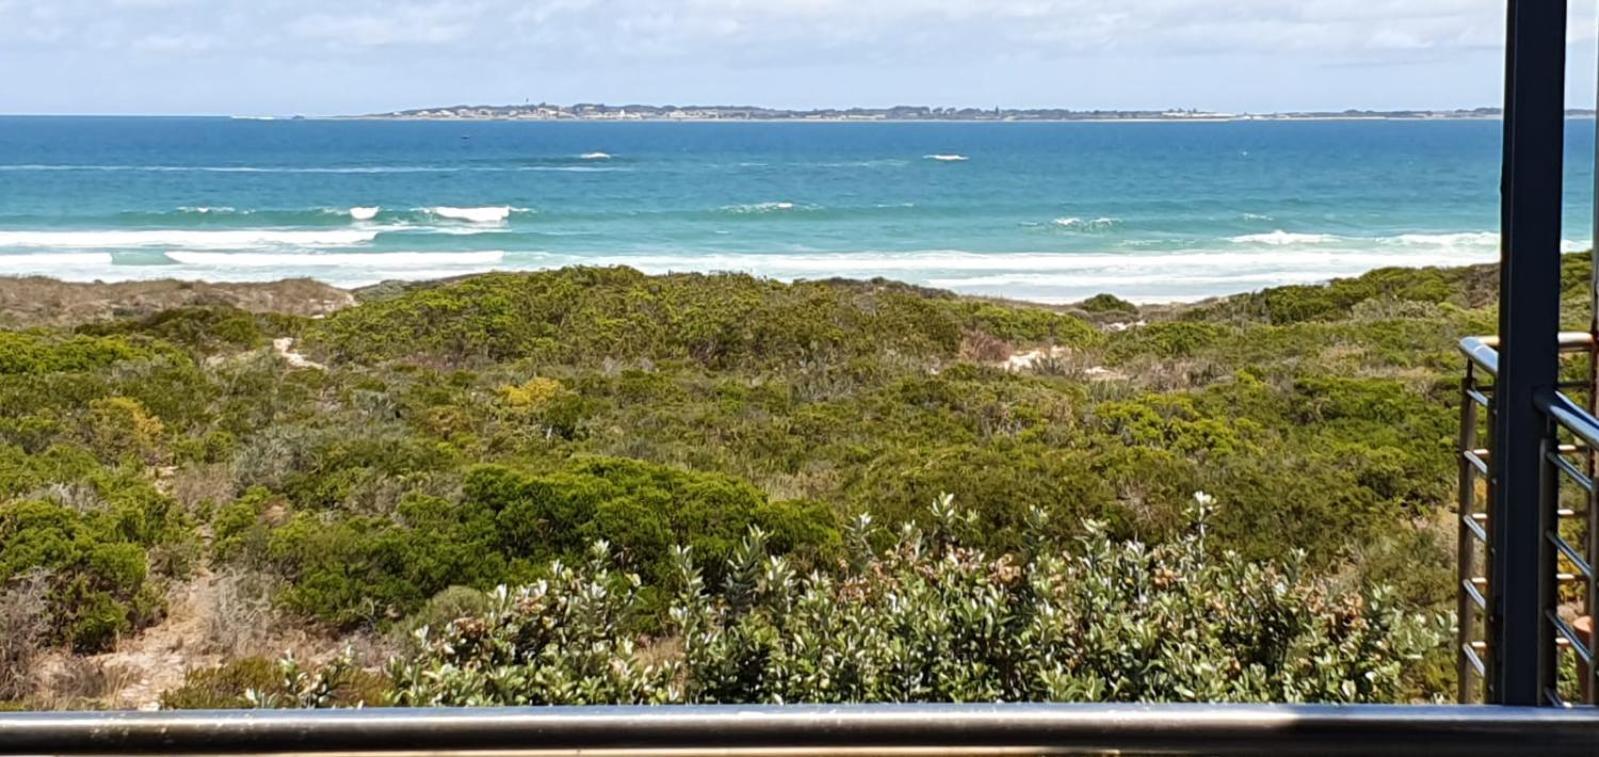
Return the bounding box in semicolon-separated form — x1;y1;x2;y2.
347;103;1597;122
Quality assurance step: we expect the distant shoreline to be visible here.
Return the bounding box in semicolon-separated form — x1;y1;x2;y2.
336;103;1576;124
335;114;1517;124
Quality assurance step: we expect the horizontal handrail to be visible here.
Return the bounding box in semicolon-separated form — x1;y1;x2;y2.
2;705;1599;757
1541;391;1599;451
1458;332;1594;377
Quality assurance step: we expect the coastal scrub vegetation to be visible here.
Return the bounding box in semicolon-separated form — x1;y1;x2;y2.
1;256;1567;707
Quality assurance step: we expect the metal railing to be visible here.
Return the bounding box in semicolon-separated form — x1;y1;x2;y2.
1457;333;1599;705
3;704;1599;756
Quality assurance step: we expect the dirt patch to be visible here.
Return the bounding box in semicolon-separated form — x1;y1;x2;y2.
33;566;343;710
273;337;327;370
0;277;355;329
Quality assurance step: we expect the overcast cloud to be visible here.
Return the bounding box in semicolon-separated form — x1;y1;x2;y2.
0;0;1594;114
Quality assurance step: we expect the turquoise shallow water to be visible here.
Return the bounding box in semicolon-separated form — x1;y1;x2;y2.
0;116;1593;302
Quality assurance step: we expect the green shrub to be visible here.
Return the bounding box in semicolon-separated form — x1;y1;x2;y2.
1106;322;1230;361
160;657;281;709
1080;293;1138;314
76;306;290;355
0;495;176;651
394;585;493;642
467;458;839;584
161;654;388;709
224;457;840;627
0;332;209;456
389;497;1444;705
85;397;165;464
306;268;1097;368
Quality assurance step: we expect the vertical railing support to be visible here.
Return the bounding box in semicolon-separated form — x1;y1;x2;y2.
1491;0;1567;706
1457;367;1482;703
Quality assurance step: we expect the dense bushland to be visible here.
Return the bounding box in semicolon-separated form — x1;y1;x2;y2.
3;257;1558;706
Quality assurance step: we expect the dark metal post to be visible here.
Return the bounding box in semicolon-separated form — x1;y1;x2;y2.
1491;0;1566;706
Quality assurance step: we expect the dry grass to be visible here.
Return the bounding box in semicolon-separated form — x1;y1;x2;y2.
0;573;51;702
169;463;236;514
0;276;354;329
959;330;1014;363
41;657;139;707
200;569;285;657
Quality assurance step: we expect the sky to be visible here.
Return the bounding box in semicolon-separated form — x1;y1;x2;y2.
0;0;1596;116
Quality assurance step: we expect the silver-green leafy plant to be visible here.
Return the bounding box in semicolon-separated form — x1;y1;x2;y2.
388;493;1442;705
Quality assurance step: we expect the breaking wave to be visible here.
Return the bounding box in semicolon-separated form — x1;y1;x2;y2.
0;228;382;249
164;251;505;267
721;202;805;214
1229;230;1339;245
425;206;520;223
1052;217;1120;232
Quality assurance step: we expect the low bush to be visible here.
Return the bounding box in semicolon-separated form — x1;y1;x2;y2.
389;496;1443;705
76;306;296;355
1079;293;1138;314
306;268;1098;368
219;458;841;627
160;654;389;710
0;468;189;651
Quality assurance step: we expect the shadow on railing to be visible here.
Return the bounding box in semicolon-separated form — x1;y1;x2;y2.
3;704;1599;756
1457;334;1599;705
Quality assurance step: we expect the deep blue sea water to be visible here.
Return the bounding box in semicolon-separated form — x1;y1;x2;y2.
0;116;1593;302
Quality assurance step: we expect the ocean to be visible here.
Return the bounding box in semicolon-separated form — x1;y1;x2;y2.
0;116;1593;303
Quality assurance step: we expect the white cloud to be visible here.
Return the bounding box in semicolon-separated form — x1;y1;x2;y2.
288;3;485;47
0;0;1539;60
4;0;1594;114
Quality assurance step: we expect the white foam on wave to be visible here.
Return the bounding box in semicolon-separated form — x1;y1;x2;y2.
427;206;518;223
165;251;505;268
724;202;801;214
348;206;381;221
813;159;910;169
930;271;1348;290
0;226;1557;303
517;166;628;173
0;252;116;271
1052;217;1120;231
0;229;381;249
177;206;241;215
1394;231;1499;247
1230;229;1511;251
924;154;969;162
580;152;612;160
1230;230;1339;245
537;234;1524;302
582;248;1496;275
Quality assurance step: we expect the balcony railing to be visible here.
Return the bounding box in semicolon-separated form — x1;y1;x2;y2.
1457;333;1599;705
3;704;1599;756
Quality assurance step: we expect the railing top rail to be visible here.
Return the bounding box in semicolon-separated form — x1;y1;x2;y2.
1541;390;1599;449
1458;332;1594;378
2;705;1598;757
